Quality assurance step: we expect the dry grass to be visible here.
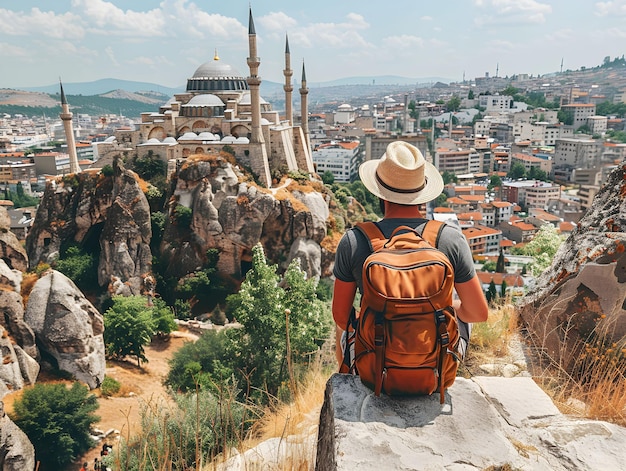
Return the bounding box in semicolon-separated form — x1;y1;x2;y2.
471;303;626;427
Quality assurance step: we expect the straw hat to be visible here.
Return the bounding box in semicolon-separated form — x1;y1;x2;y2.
359;141;443;205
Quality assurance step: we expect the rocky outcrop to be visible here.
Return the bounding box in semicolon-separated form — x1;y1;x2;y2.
25;156;153;296
519;163;626;368
0;326;38;399
160;152;333;280
0;401;36;471
24;270;105;389
316;374;626;471
0;207;27;273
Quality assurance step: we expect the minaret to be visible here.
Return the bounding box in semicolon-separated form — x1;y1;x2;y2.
299;61;310;151
247;7;264;146
59;80;81;174
283;34;294;126
246;7;271;187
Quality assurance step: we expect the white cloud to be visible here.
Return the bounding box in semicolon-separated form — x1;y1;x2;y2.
71;0;166;37
383;34;425;49
595;1;626;16
0;7;84;39
166;0;246;39
474;0;552;25
258;11;298;33
0;42;29;58
105;46;119;66
421;16;433;21
289;13;372;49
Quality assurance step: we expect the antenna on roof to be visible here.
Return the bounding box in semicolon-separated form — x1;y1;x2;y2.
560;57;563;74
495;63;499;78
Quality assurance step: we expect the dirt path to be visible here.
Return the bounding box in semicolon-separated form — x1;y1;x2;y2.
0;328;199;470
28;330;198;471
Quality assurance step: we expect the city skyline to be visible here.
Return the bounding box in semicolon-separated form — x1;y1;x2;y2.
2;0;626;89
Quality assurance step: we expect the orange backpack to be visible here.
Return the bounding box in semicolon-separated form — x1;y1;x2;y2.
351;220;460;404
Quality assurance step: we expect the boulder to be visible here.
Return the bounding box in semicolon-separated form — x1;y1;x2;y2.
316;374;626;470
0;327;25;397
24;270;105;389
0;401;36;471
519;163;626;368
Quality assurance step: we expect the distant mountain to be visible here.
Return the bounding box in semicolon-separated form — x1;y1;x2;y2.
20;75;451;98
23;78;184;97
310;75;452;87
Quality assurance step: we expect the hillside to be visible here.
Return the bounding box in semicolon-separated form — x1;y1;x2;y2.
0;89;170;118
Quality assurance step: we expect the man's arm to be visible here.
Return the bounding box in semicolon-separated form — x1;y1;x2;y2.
332;278;357;365
453;276;489;323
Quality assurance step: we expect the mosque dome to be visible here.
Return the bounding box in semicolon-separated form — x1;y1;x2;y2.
187;57;249;93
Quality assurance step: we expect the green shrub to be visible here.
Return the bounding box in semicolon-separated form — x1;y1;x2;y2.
10;382;99;469
100;376;121;397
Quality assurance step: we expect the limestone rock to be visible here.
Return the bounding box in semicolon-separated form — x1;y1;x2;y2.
0;206;27;273
0;289;37;359
24;270;105;389
160;153;334;281
519;163;626;368
0;327;25;397
316;374;626;470
25;157;153;296
0;401;36;471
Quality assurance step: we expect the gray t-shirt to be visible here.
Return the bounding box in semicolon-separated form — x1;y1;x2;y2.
333;218;476;293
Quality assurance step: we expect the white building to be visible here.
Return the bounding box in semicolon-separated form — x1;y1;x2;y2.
311;140;360;182
554;138;602;169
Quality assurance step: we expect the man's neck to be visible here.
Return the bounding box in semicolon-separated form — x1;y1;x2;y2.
383;202;424;219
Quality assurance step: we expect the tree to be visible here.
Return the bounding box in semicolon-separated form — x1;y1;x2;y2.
54;245;98;293
500;279;508;298
528;166;548;181
441;171;458;184
486;280;497;304
151;297;177;337
445;96;461;112
10;382;99;470
167;244;332;400
482;260;497;272
468;90;475;100
104;295;157;366
508;161;526;180
321;170;335;185
496;249;506;273
489;174;502;189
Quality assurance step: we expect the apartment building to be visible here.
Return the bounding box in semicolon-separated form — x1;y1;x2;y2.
544;124;573;145
479;95;513;112
311;140;360;182
462;224;502;255
435;149;481;174
478;201;514;227
498;220;538;243
554;138;602;169
511;153;552;175
32;152;71;176
587;115;607;134
560;103;596;130
364;134;428;163
503;180;561;210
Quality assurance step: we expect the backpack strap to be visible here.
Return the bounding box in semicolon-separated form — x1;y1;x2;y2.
419;220;446;248
354;221;387;252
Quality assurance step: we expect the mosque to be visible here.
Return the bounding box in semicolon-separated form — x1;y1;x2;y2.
91;8;315;188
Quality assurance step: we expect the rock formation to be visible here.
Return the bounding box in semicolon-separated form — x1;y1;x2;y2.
316;374;626;470
24;270;105;389
519;163;626;369
25;156;153;296
0;206;28;273
160;152;335;281
0;401;36;471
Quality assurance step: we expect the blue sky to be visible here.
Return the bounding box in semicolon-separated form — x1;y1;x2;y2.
2;0;626;88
